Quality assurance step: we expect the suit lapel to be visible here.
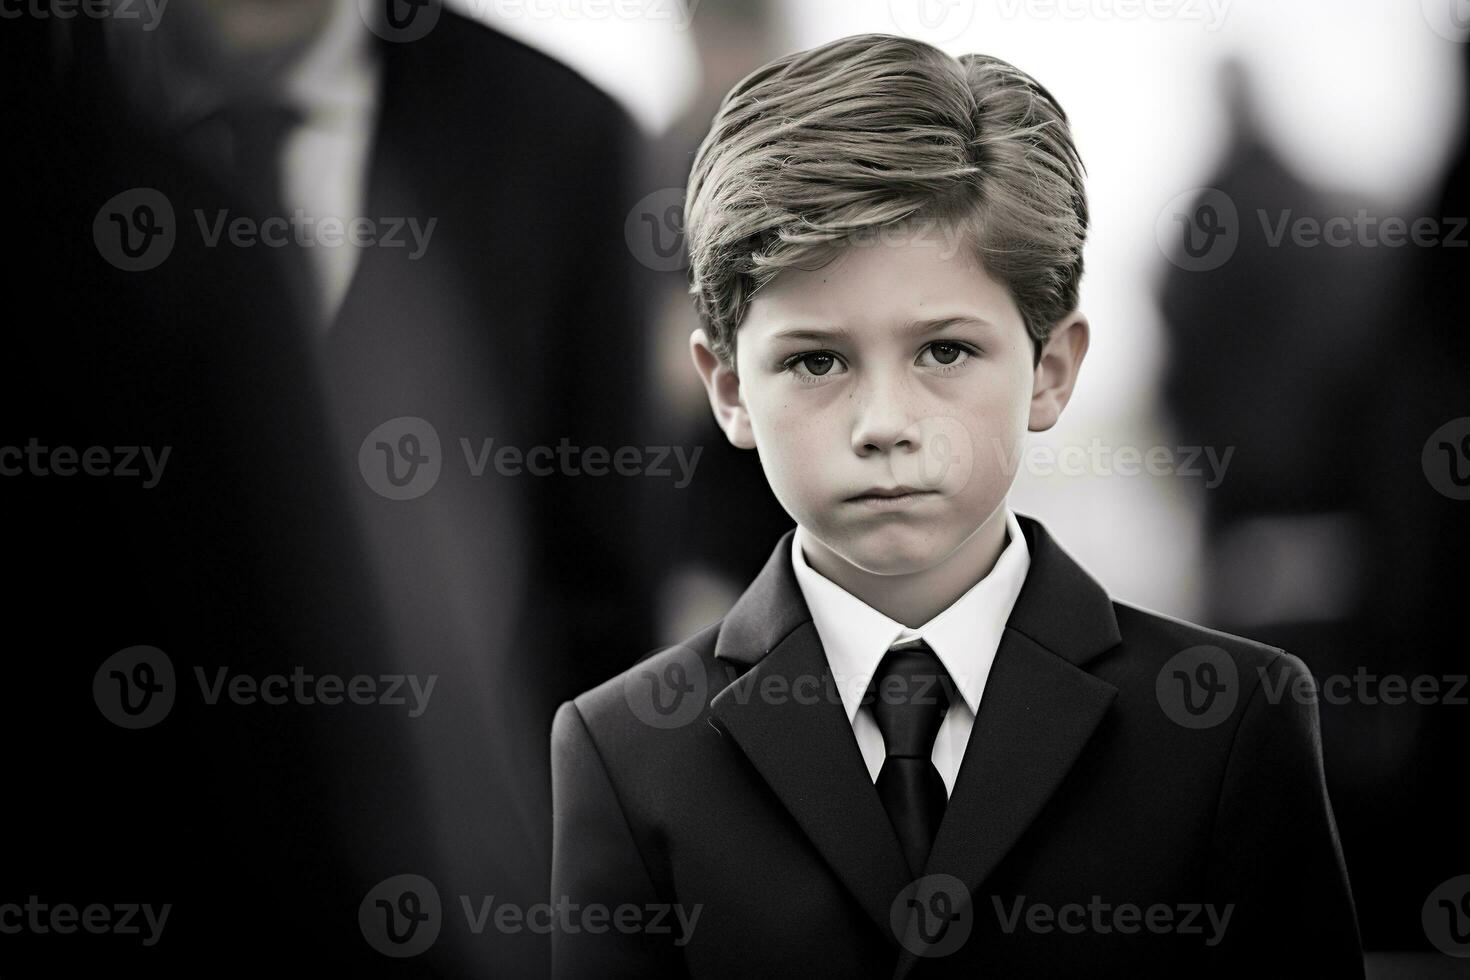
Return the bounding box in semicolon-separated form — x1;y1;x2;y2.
891;515;1121;979
710;530;913;942
711;517;1123;974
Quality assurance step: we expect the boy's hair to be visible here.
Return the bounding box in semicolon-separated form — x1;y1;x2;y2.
685;33;1088;368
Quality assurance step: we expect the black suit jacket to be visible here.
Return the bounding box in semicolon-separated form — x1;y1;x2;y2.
551;515;1363;978
2;11;656;974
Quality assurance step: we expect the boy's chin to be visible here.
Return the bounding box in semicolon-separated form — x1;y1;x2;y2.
825;527;961;577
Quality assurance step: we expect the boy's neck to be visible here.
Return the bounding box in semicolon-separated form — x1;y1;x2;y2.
799;509;1011;628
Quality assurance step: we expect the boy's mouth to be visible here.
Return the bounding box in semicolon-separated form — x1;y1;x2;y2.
845;485;938;509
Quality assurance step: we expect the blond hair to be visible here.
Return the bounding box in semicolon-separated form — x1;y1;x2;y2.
685;33;1088;366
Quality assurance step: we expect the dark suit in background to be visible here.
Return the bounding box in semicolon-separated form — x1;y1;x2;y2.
2;7;658;975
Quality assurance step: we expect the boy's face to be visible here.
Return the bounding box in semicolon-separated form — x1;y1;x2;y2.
692;232;1087;578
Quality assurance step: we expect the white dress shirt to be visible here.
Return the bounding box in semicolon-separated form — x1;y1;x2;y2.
113;0;381;330
790;508;1032;797
278;0;382;328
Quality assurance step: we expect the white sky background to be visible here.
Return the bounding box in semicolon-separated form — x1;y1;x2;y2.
453;0;1465;619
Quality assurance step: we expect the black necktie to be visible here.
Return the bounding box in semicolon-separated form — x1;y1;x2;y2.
216;100;302;217
869;639;952;877
179;100;320;327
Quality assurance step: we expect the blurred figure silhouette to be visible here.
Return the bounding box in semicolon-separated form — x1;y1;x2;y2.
2;2;658;974
636;0;798;644
1158;54;1470;954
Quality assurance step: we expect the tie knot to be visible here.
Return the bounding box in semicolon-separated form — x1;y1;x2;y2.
181;100;303;211
867;640;953;760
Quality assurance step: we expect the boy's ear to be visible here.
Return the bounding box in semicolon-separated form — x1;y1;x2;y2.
690;329;756;449
1028;312;1090;432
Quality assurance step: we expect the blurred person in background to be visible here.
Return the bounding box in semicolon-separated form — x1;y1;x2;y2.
635;0;799;644
1159;51;1470;957
2;0;659;973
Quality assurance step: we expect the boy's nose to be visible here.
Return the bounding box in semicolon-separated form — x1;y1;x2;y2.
850;377;922;456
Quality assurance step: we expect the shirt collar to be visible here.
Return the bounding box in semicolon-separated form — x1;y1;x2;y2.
107;0;376;133
279;0;380;122
790;507;1032;722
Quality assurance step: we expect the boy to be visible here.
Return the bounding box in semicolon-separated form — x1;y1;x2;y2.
551;34;1361;979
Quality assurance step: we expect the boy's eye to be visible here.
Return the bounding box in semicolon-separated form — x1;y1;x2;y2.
802;353;838;375
784;351;847;380
918;341;973;369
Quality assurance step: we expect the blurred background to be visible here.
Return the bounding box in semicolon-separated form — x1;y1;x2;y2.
2;0;1467;975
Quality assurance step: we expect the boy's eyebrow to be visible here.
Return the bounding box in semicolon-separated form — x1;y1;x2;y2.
767;315;994;344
